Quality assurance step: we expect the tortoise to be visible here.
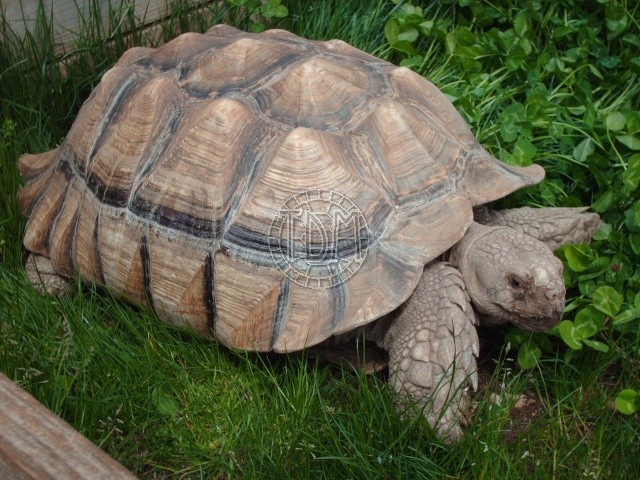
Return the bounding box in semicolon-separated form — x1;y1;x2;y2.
18;25;601;441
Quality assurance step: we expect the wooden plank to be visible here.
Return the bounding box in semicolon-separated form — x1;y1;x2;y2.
2;0;210;48
0;372;136;480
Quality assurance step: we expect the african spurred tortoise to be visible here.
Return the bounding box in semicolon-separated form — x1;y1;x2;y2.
18;25;601;440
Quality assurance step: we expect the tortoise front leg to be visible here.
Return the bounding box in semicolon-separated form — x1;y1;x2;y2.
384;261;478;442
474;205;602;251
25;253;73;296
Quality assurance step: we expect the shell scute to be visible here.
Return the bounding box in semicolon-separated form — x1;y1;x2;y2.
214;250;285;351
131;97;259;237
387;66;477;146
254;56;385;129
181;36;307;97
72;193;103;284
231;127;389;248
357;100;462;199
96;211;148;304
87;76;184;207
49;177;84;276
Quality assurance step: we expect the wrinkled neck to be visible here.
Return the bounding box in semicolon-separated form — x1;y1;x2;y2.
448;222;501;268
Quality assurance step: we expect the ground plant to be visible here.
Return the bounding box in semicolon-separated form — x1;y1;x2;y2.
0;0;638;478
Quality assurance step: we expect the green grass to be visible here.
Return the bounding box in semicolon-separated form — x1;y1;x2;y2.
1;0;639;478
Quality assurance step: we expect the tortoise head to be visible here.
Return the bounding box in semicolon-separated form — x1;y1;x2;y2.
450;222;565;331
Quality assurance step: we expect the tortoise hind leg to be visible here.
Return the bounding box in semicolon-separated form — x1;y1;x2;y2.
474;206;602;251
384;261;478;442
25;254;72;297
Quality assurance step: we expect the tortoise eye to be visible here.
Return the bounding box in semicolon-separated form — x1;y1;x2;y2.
508;275;524;289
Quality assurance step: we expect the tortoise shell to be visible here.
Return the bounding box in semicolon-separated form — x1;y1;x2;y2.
18;25;544;352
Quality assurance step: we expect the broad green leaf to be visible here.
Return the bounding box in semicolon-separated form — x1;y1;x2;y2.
605;4;628;35
260;0;288;18
605;111;626;131
574;307;605;338
630;234;640;255
591;286;623;316
454;27;476;46
613;308;640;326
582;339;609;352
577;260;610;281
599;55;619;69
445;32;457;54
573;138;595;162
636;291;640;308
400;3;422;16
419;20;434;35
505;329;528;346
151;387;180;416
519;37;532;55
506;46;526;71
584;104;597;127
592;189;616;214
517;342;541;369
398;27;419;43
500;123;519;142
589;64;604;79
615;389;639;415
591;224;611;241
579;281;598;298
558;320;583;349
622;154;640;193
617;135;640;150
533;332;553;352
625;202;640;228
399;56;423;68
512;138;537;165
391;41;418;56
384;19;400;45
584;256;611;274
626;111;640;134
514;12;529;37
564;244;593;272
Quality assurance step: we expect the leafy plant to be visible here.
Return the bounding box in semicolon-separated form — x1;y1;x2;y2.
226;0;288;32
383;1;639;423
615;388;639;415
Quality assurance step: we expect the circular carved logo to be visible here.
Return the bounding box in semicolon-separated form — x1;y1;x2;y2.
269;190;369;288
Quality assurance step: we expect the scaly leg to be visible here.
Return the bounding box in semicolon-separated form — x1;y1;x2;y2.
384;261;478;442
25;253;72;296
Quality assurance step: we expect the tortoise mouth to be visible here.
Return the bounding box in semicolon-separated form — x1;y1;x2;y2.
496;303;563;332
511;316;561;332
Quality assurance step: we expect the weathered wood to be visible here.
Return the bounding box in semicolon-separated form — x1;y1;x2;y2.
0;372;136;480
2;0;210;49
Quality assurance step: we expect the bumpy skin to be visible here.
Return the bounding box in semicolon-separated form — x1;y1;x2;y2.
474;206;602;251
384;262;478;442
25;254;73;297
449;222;565;331
382;218;573;441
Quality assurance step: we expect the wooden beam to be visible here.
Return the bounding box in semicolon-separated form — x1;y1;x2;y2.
0;372;136;480
3;0;171;46
2;1;214;49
